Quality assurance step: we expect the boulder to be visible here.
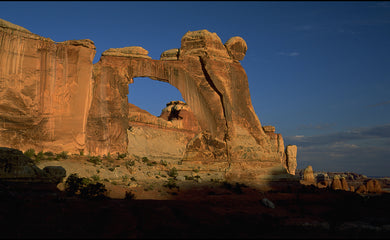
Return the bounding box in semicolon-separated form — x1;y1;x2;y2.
160;48;179;61
224;36;247;61
0;147;65;183
43;166;66;184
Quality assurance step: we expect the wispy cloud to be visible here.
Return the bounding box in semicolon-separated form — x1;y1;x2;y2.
297;123;335;131
277;51;300;57
285;124;390;176
285;124;390;147
367;100;390;108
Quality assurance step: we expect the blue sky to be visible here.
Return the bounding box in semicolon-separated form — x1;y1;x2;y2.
1;1;390;176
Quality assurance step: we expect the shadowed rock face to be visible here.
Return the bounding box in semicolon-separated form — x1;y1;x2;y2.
0;20;297;184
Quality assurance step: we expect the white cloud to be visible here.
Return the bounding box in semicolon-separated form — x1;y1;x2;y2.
277;51;300;57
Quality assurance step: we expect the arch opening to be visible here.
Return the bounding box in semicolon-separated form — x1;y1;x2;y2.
128;77;184;117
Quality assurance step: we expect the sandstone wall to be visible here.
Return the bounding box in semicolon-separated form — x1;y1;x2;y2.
0;19;95;153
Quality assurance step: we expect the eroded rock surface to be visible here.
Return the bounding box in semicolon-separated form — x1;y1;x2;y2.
0;19;298;186
0;19;95;153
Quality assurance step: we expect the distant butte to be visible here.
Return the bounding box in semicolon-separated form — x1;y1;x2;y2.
0;18;298;188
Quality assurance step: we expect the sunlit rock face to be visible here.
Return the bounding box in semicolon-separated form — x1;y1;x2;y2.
0;19;95;153
0;19;297;186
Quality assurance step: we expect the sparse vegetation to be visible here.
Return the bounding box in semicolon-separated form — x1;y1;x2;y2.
142;157;149;163
91;174;100;182
87;156;102;165
160;160;168;166
117;152;127;159
163;177;179;190
108;167;115;172
147;161;157;166
24;148;35;158
56;151;69;160
222;181;247;194
184;176;194;180
124;191;135;200
125;160;135;168
64;173;107;200
167;167;178;179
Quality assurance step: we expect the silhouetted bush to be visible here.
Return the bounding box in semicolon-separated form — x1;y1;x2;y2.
65;173;107;200
125;191;136;200
24;148;35;158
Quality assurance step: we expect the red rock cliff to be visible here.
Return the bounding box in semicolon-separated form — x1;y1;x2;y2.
0;19;95;153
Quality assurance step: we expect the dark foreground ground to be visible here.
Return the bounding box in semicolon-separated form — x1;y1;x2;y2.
0;183;390;239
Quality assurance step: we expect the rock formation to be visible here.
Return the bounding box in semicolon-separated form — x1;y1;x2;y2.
0;18;95;153
285;145;297;175
365;179;382;193
0;147;65;183
340;177;349;191
331;175;342;190
0;19;298;186
301;165;315;185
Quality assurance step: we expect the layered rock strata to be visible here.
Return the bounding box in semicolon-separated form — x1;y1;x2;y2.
0;19;298;187
0;19;95;153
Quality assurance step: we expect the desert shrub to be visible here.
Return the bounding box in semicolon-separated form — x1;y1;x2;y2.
24;148;35;158
125;191;136;200
56;151;69;160
121;175;129;182
104;153;113;161
65;173;107;199
91;174;100;182
163;178;179;190
87;156;102;165
44;151;54;157
34;151;45;162
130;177;137;181
147;161;157;166
160;160;168;166
79;182;107;200
193;168;200;173
142;157;150;163
79;149;84;156
184;176;194;180
117;153;127;159
108;167;115;172
125;160;135;168
167;167;178;179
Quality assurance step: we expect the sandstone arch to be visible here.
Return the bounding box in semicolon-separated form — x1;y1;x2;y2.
1;19;296;185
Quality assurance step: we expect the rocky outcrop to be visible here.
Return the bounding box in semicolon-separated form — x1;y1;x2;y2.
0;19;298;187
0;147;65;183
102;46;151;59
285;145;297;175
365;179;382;193
301;166;315;185
331;175;342;190
0;19;95;153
